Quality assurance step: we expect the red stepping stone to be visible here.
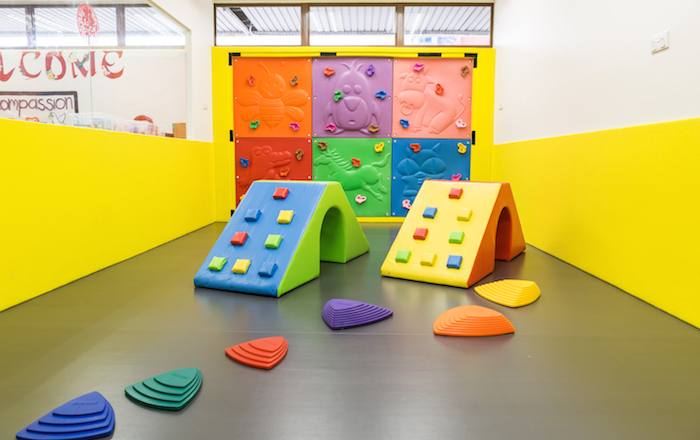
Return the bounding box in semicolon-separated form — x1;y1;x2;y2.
433;305;514;337
225;337;288;370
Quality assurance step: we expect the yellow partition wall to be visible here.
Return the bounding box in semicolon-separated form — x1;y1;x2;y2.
492;118;700;327
211;46;495;222
0;119;216;312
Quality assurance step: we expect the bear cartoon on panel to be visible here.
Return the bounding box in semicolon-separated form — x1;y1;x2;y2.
233;57;312;138
391;138;471;216
313;57;393;138
392;58;473;139
235;138;312;205
313;138;392;217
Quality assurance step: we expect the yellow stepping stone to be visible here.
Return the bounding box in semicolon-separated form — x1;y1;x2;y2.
474;279;540;308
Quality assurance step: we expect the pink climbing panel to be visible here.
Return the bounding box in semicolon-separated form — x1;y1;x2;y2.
312;57;393;138
235;138;312;206
233;57;312;138
392;58;473;139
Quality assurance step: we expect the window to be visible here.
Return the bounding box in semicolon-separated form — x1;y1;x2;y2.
309;6;395;46
215;6;301;46
215;4;493;47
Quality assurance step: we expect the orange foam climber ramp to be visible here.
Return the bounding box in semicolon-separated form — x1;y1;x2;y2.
433;305;515;337
474;279;541;308
225;337;288;370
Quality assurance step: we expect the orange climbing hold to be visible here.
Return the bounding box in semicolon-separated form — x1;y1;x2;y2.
225;336;289;369
433;305;514;337
474;279;541;308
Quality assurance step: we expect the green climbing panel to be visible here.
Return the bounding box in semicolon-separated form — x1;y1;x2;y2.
313;138;392;217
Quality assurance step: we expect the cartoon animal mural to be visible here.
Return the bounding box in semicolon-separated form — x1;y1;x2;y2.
395;142;447;198
396;66;467;135
323;60;380;135
237;144;293;197
237;61;309;131
313;147;391;201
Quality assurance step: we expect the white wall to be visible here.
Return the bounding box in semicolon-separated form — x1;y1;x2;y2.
152;0;214;142
493;0;700;144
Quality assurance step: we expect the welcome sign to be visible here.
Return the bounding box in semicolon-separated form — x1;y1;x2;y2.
0;91;79;123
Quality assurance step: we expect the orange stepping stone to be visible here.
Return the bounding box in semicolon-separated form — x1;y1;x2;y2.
474;279;541;308
225;337;288;369
433;305;514;337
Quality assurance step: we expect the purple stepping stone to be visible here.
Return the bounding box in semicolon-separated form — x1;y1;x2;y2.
322;299;393;330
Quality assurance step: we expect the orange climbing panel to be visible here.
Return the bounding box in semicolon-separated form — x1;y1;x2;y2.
381;180;526;288
433;305;515;337
233;57;312;138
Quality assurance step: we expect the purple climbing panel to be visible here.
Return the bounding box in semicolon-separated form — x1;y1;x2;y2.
322;299;393;330
312;57;393;138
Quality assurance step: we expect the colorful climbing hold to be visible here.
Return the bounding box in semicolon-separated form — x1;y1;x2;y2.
355;194;367;204
295;149;304;160
250;120;260;129
409;143;421;152
436;84;444;95
375;90;387;100
461;65;470;76
457;142;468;154
279;167;290;177
374;142;384;153
324;67;335;76
413;63;424;71
325;122;337;132
455;119;467;129
317;141;328;150
399;119;409;128
247;75;255;86
334;90;343;102
368;124;380;133
351;158;361;167
366;65;375;76
451;173;462;181
289;122;300;131
402;199;412;209
290;75;298;86
239;157;249;167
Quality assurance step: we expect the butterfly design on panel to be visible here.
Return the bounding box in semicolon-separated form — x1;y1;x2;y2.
237;62;309;130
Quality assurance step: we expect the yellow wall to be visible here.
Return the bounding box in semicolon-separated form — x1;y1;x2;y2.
492;118;700;327
211;46;495;221
0;119;216;312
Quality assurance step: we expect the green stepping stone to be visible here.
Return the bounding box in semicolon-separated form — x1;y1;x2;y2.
264;234;282;249
449;231;465;244
208;257;227;271
153;367;199;388
132;375;202;403
125;368;202;411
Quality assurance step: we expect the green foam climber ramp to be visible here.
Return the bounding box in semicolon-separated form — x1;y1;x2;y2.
194;181;370;297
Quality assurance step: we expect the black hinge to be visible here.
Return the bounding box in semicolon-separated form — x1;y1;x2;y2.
229;52;240;65
320;52;337;57
471;131;476;145
418;52;441;57
230;209;235;216
229;130;234;142
464;53;478;68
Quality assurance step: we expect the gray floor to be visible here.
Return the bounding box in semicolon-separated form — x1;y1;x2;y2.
1;223;699;440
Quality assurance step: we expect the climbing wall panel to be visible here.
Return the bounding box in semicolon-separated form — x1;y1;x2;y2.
312;57;393;138
235;138;313;206
392;58;473;139
313;138;392;217
233;57;312;138
391;138;471;217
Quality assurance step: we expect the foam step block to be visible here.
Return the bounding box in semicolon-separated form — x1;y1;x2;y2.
226;337;288;370
125;368;202;411
474;279;541;308
16;392;115;440
322;299;393;330
433;305;515;337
